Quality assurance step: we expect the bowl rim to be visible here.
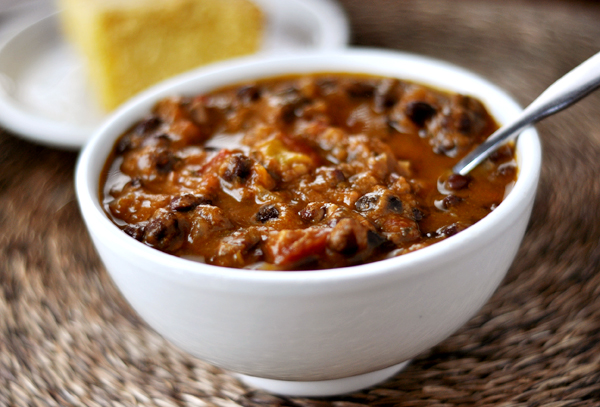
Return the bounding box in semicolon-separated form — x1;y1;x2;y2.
75;47;542;285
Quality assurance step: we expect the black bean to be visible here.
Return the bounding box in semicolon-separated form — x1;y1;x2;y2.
441;224;459;237
237;85;261;103
331;229;359;254
299;205;326;223
169;194;212;212
355;193;380;212
277;87;309;104
374;79;400;112
153;149;178;174
438;222;469;237
456;112;472;133
277;89;311;124
256;204;280;223
446;173;470;190
442;194;462;209
155;133;171;142
387;195;403;213
497;164;516;177
116;135;134;154
489;145;513;162
346;81;375;98
280;104;297;124
327;218;370;255
375;93;398;112
405;101;436;126
179;97;193;107
135;116;162;135
367;230;387;248
412;208;424;221
123;224;145;241
144;212;185;251
433;141;458;156
223;153;253;182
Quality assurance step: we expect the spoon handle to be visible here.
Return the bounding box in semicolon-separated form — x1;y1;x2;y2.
453;51;600;175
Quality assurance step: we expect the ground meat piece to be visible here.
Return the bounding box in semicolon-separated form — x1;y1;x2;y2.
123;223;146;241
144;209;188;252
412;208;424;221
327;218;369;255
169;194;212;212
404;101;436;126
294;167;348;202
117;116;163;154
344;135;401;179
119;142;180;184
116;133;139;155
299;202;332;223
271;87;312;124
355;188;422;244
108;192;170;224
301;203;375;232
153;148;180;174
252;203;303;230
387;84;441;134
345;172;380;198
263;228;330;267
135;116;162;135
355;193;380;212
389;174;412;195
187;98;210;125
496;162;517;178
314;127;346;152
237;85;262;104
213;228;263;267
380;214;421;244
315;77;339;95
448;95;488;135
373;78;401;113
489;144;514;163
188;205;233;242
311;168;347;193
355;189;406;217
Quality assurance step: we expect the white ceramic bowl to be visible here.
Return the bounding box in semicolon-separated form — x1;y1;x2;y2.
75;49;541;397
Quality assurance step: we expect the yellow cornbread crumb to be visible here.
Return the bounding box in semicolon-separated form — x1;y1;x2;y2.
58;0;264;110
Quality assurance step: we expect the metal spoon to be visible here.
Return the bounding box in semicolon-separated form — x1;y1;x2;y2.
453;51;600;175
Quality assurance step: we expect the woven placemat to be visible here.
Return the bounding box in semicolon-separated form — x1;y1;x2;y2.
2;0;600;405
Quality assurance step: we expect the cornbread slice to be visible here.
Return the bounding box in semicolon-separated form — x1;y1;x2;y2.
58;0;264;110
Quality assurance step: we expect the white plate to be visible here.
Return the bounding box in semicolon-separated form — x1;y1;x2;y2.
0;0;349;149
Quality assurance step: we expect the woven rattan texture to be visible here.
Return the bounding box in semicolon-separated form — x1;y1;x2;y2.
2;0;600;405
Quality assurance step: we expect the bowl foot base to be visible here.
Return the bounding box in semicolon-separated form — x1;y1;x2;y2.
237;360;410;397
